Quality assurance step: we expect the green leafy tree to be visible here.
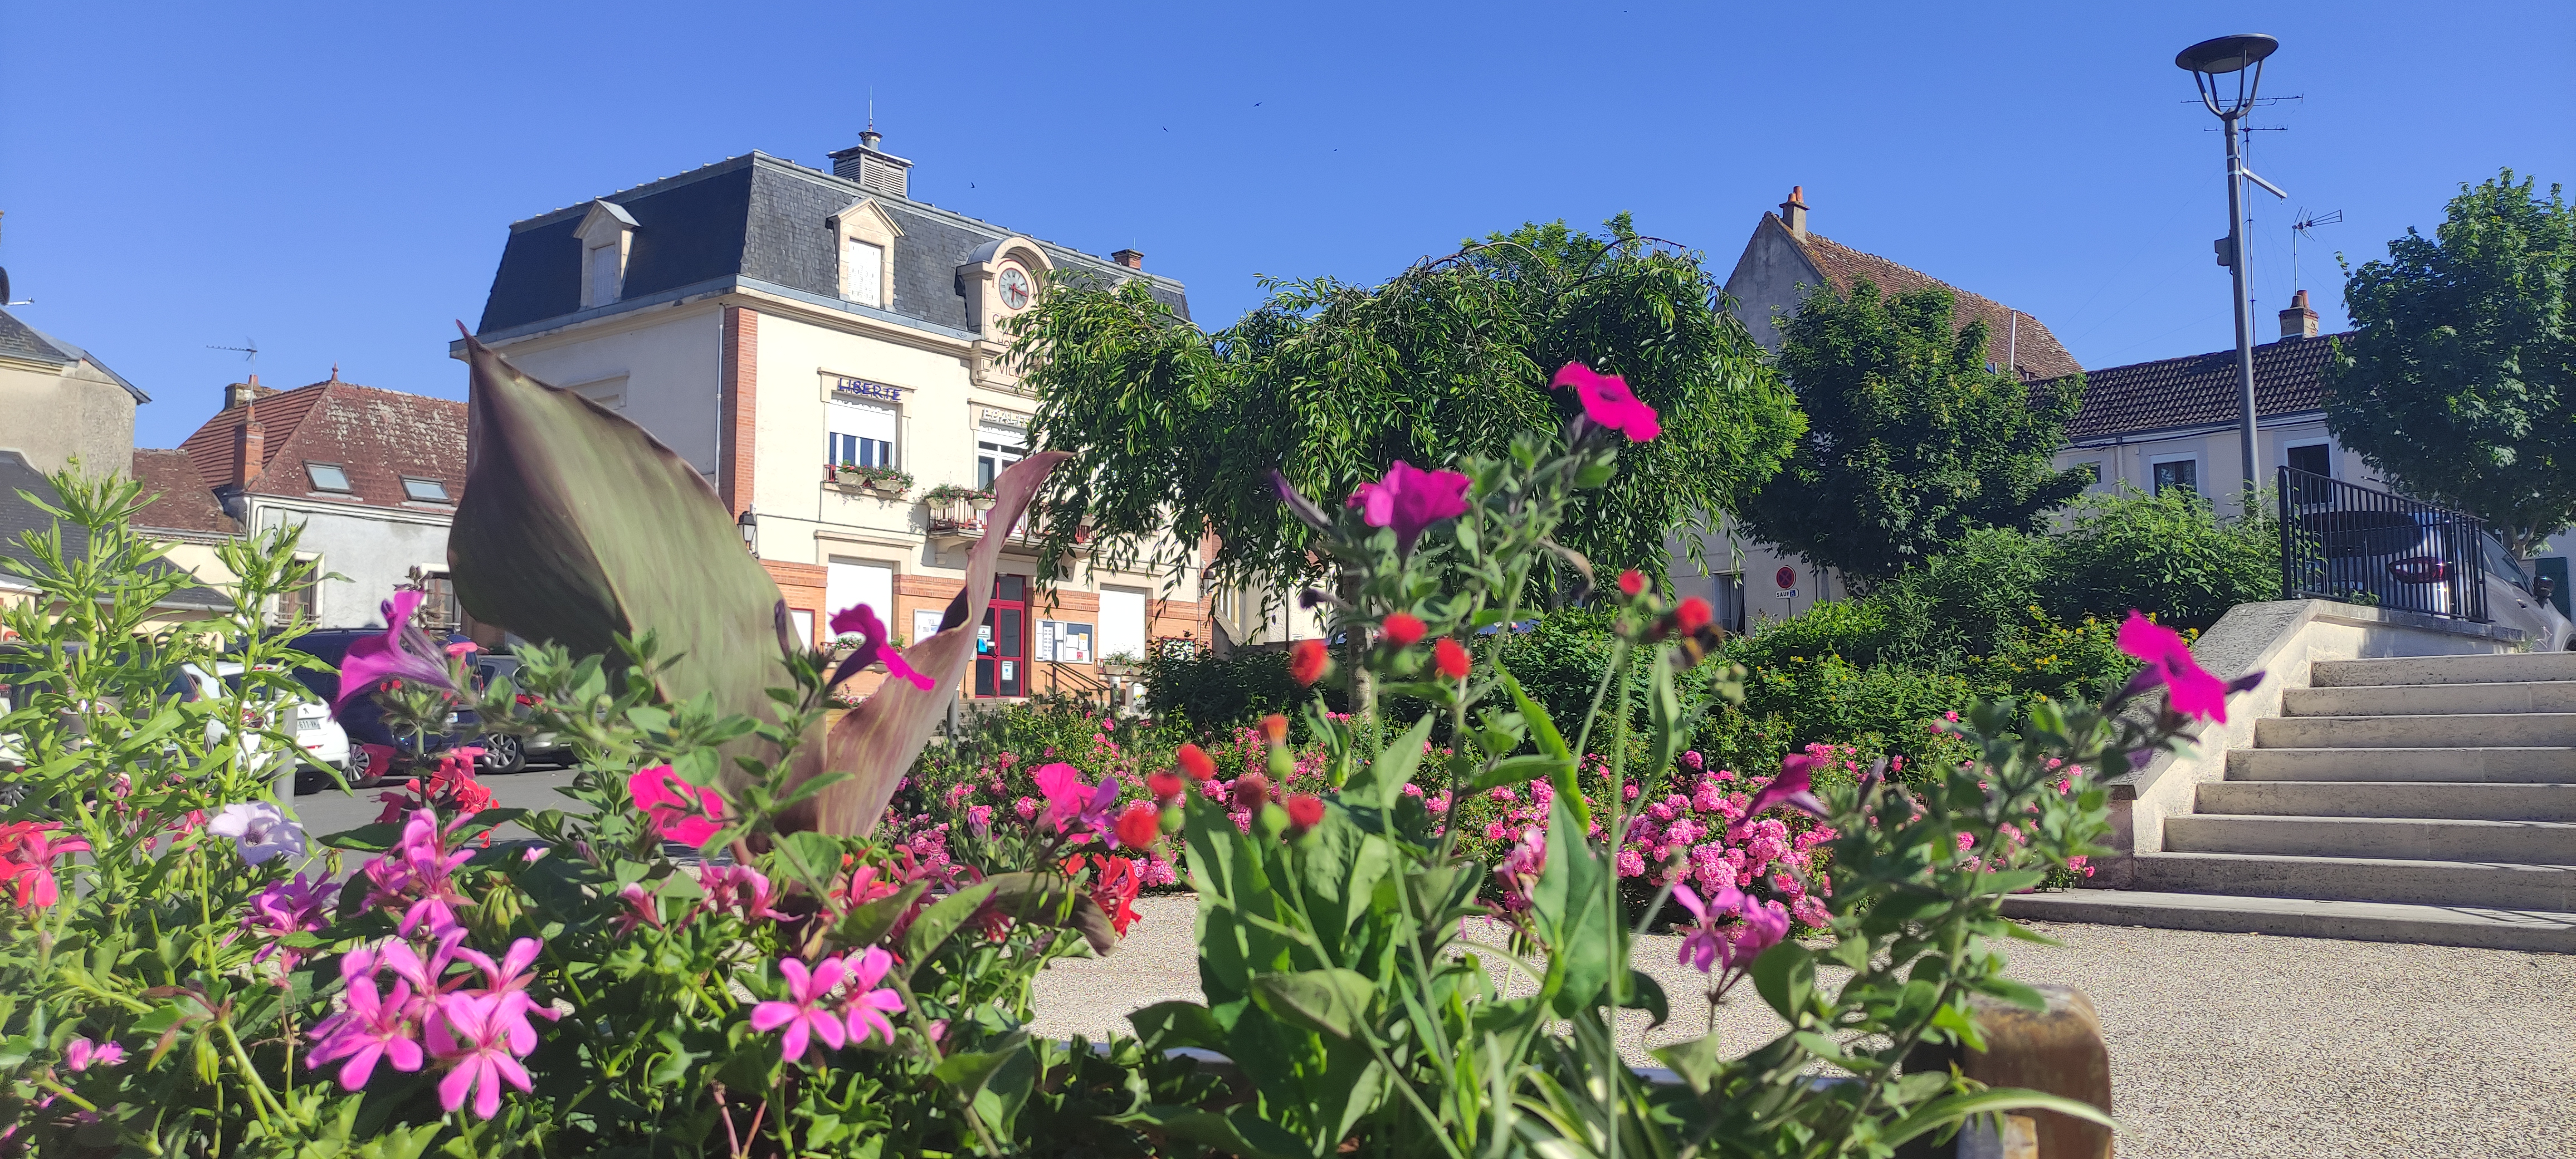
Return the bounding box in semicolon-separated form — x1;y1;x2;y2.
1737;280;2089;585
2324;169;2576;556
1004;216;1803;600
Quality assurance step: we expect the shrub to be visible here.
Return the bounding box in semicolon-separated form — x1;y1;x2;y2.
1139;644;1304;727
2050;485;2279;629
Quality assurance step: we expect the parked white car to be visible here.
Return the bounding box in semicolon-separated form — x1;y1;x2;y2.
184;661;350;792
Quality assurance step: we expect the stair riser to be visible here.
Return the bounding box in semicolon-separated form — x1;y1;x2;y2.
2282;683;2576;717
2133;854;2576;910
1999;894;2576;953
2312;652;2576;688
2165;815;2576;861
2229;748;2576;783
2196;781;2576;821
2257;714;2576;748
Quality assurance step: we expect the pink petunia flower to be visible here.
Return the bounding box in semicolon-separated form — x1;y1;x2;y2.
629;765;727;846
751;955;850;1063
430;992;535;1120
2118;610;2232;722
840;946;906;1047
1034;762;1119;841
1551;362;1661;442
241;874;336;969
827;602;936;691
1730;754;1827;839
333;589;460;714
0;822;89;909
1345;461;1473;552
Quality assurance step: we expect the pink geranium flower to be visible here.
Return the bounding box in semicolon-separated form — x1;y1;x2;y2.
430;992;535;1120
751;955;850;1063
827;602;936;691
334;588;460;714
840;946;905;1046
242;874;336;968
306;976;425;1091
1345;461;1472;552
2118;610;2231;722
62;1038;126;1073
453;937;555;1054
1552;362;1661;442
0;822;88;909
629;765;727;846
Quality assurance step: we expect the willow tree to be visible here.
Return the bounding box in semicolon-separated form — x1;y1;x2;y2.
1004;216;1803;607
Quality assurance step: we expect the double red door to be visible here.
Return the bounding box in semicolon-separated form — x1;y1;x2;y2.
973;575;1028;698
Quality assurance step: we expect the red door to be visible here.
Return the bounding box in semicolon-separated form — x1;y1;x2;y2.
974;575;1028;698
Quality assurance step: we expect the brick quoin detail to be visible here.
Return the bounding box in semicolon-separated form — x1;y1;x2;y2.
719;306;758;517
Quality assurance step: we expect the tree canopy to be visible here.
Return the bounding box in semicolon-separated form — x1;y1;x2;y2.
1734;280;2089;585
1004;216;1803;598
2324;169;2576;557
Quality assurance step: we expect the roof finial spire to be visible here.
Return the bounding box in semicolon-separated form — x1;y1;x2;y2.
329;362;340;383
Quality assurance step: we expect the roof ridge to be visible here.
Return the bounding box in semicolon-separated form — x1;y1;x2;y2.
752;153;1189;291
1801;228;2012;313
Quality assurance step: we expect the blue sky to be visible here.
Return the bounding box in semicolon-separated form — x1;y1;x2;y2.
4;1;2570;451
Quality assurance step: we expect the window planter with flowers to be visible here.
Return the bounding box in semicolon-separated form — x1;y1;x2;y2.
922;483;994;539
823;461;913;497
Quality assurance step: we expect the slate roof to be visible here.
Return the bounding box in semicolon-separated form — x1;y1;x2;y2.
2057;333;2344;442
174;377;467;512
129;449;239;535
0;451;227;610
0;306;148;402
476;150;1189;337
1781;221;2082;382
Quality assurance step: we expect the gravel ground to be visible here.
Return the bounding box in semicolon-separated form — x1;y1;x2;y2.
1032;895;2576;1158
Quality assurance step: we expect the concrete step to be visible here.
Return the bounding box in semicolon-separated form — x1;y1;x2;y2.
2197;780;2576;821
2131;850;2576;910
2164;813;2576;862
2002;890;2576;953
2229;747;2576;783
2256;713;2576;749
2282;680;2576;717
2311;651;2576;688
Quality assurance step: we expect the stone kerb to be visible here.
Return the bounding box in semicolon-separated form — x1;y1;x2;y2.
2089;599;2521;887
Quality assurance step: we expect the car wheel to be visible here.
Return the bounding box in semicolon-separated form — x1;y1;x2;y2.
478;733;526;775
354;745;394;788
293;765;334;796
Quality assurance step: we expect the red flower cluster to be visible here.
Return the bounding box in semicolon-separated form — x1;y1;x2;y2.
1382;612;1427;646
1435;636;1472;680
1290;639;1331;686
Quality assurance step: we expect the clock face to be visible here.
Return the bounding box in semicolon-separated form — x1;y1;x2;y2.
997;266;1033;310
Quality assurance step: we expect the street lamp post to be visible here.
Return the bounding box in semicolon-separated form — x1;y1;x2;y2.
2177;33;2283;494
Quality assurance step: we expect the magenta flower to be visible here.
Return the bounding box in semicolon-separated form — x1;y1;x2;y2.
306;976;425;1091
694;864;791;923
1552;362;1661;442
361;809;475;936
751;955;850;1062
1672;883;1735;972
1730;753;1827;839
242;874;335;968
0;822;89;909
611;883;663;936
333;588;460;714
429;992;535;1120
453;936;555;1055
1345;461;1473;552
1034;762;1119;841
62;1038;126;1073
840;946;905;1046
827;602;936;691
2118;610;2231;722
629;765;727;846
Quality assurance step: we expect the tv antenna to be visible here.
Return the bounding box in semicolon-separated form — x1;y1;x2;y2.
2290;208;2343;291
208;337;260;367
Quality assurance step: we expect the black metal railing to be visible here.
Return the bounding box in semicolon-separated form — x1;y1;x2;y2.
2278;466;2489;622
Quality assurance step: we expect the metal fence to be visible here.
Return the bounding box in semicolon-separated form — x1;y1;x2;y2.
2277;466;2490;622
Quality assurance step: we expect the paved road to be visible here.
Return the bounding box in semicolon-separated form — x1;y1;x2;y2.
1031;896;2576;1159
287;764;587;841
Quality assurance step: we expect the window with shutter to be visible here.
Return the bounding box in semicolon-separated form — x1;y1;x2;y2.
1097;587;1148;661
826;400;899;468
588;244;622;306
825;559;896;632
845;238;884;307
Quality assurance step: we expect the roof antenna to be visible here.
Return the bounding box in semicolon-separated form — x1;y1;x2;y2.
208;337;260;367
2290;208;2343;294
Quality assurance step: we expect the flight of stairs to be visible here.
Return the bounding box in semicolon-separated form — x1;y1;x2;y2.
2005;651;2576;952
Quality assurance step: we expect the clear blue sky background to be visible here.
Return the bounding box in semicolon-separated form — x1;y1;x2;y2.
4;1;2570;451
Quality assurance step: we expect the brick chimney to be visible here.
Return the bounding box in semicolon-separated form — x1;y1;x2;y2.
2279;288;2319;340
1111;249;1144;270
828;128;913;199
231;397;265;489
1779;186;1808;239
224;373;272;411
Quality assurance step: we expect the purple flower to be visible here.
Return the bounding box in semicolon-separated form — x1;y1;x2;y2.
1730;754;1827;839
208;801;306;865
1672;882;1790;980
62;1038;125;1073
307;976;425;1091
241;874;335;968
1552;363;1661;442
694;865;791;923
840;946;905;1046
361;809;475;936
333;588;459;714
1035;762;1118;841
1673;883;1733;972
827;602;936;692
1345;461;1473;552
430;992;534;1120
752;955;851;1063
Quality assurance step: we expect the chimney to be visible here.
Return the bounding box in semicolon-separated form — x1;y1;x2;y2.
224;372;272;411
2279;288;2319;340
1779;186;1808;238
827;129;913;199
231;404;265;489
1111;249;1144;270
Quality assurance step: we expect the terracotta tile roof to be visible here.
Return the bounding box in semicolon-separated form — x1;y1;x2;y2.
1787;223;2083;382
129;449;237;534
2058;333;2344;441
175;377;466;510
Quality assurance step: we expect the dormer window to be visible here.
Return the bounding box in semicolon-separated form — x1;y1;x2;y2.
575;199;640;309
306;462;352;493
402;478;450;503
830;199;901;310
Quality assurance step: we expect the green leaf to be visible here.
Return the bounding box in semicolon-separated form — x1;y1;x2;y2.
1112;1107;1315;1159
1879;1089;2117;1146
1531;790;1611;1014
1248;968;1375;1040
896;880;999;976
1622;968;1669;1029
1501;668;1584;828
1126;1001;1230;1052
768;831;847;897
448;338;787;764
1751;941;1814;1023
1461;753;1574;794
1338;713;1433;811
319;822;403;853
828;881;928;951
931;1031;1027;1095
1976;869;2049;895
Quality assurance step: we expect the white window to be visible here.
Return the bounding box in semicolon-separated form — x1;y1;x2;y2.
587;244;622;306
976;425;1026;490
789;608;816;647
827;400;899;469
306;463;351;492
401;478;450;503
1098;586;1148;661
845;238;884;308
825;558;895;632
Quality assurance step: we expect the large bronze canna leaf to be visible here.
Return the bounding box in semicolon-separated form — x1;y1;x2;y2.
779;450;1071;835
448;336;788;731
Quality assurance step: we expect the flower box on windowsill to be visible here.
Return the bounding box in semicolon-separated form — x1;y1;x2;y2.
823;464;913;498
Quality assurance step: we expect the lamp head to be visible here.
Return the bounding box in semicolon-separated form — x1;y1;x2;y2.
2175;33;2277;75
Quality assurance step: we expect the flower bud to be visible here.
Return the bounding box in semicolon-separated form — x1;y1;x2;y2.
1232;773;1272;812
1289;639;1331;686
1176;743;1217;781
1382;612;1426;647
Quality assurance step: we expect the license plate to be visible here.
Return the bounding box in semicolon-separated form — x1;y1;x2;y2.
295;717;321;732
